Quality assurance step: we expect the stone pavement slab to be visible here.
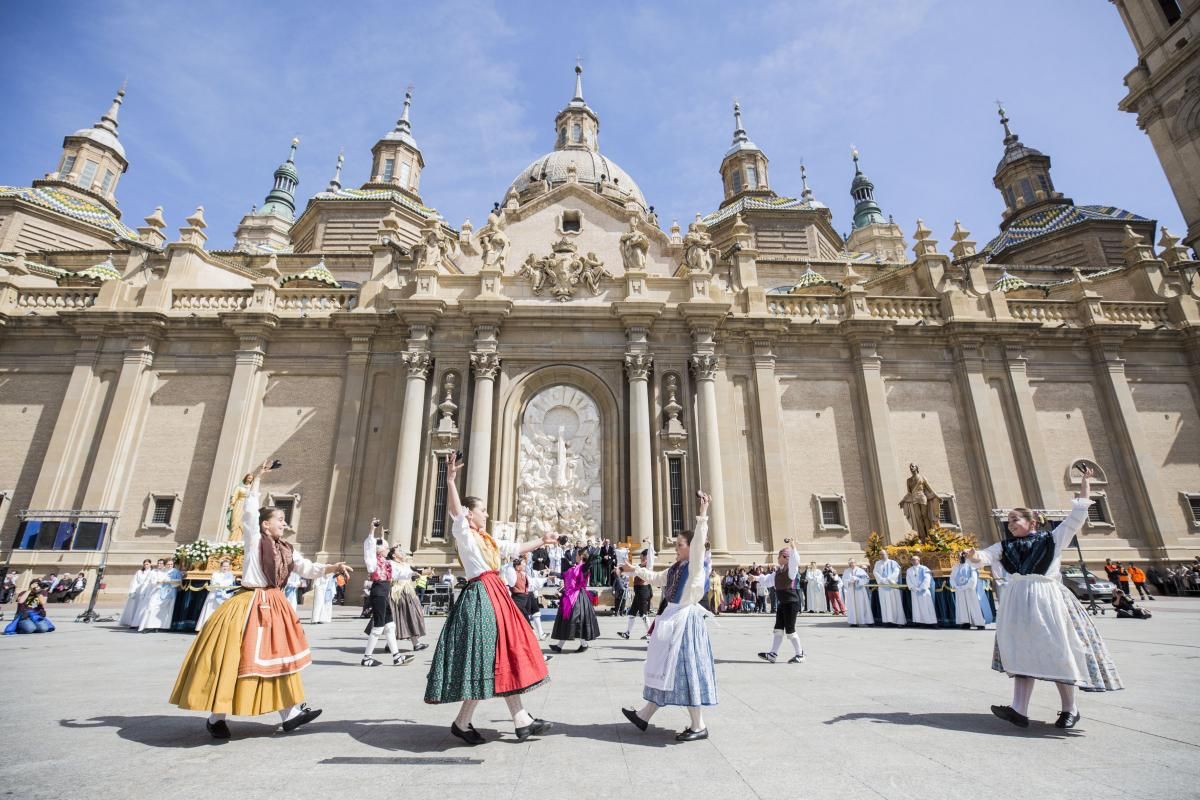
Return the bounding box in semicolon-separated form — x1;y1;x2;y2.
1;597;1197;800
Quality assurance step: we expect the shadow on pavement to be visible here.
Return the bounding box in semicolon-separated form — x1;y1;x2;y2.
823;711;1077;738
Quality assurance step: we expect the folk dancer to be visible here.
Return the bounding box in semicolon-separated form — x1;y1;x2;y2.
386;546;428;651
197;559;237;632
550;548;601;652
504;554;548;639
361;521;415;667
620;492;716;742
842;559;873;627
170;459;354;739
424;453;553;744
967;464;1122;729
119;559;154;628
804;562;825;613
618;540;655;640
757;539;805;663
906;556;937;627
872;552;907;626
950;553;987;630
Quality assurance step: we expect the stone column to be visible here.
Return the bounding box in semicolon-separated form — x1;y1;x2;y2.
390;350;432;551
625;352;655;545
316;323;376;559
465;350;500;501
951;334;1015;527
690;353;728;553
846;327;907;541
1089;330;1176;559
81;324;162;511
1001;341;1060;508
27;327;103;509
749;338;794;551
199;318;275;538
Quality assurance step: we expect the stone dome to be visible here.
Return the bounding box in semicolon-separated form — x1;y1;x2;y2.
70;125;125;159
507;148;647;211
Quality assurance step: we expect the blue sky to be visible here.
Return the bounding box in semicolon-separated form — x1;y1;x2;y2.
0;1;1183;251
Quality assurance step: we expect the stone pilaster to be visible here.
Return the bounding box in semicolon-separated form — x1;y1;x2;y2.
749;337;793;551
1001;340;1060;508
625;350;655;546
390;348;433;551
948;330;1012;531
690;351;728;554
465;349;501;502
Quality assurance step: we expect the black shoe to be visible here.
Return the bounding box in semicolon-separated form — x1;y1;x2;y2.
412;642;430;651
361;656;382;667
787;653;805;664
515;718;552;741
280;705;322;733
616;631;630;639
622;707;648;732
393;653;415;666
577;642;589;652
1147;596;1156;601
1054;710;1081;729
641;634;649;640
450;722;485;746
548;644;562;653
990;704;1029;728
757;651;777;663
206;719;231;740
675;727;708;742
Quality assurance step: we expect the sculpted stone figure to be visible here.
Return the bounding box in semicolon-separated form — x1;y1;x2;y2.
619;218;649;272
578;251;611;294
899;462;942;541
411;219;457;270
517;239;609;301
681;220;714;274
477;208;511;271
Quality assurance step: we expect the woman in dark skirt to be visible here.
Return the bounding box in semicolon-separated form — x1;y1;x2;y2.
549;547;601;653
424;453;556;745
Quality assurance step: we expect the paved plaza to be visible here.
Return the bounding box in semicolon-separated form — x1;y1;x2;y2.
1;598;1198;800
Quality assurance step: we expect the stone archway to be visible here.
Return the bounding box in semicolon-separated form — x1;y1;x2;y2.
493;365;623;540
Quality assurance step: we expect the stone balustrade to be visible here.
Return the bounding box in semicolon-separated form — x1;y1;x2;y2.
171;289;253;312
867;296;942;323
275;288;357;313
1101;301;1170;327
14;287;99;310
767;295;846;321
1008;299;1079;324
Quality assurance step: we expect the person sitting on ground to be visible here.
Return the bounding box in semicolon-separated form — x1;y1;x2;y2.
3;582;55;635
1111;588;1151;620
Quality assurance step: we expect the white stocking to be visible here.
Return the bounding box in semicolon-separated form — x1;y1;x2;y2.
364;627;382;656
687;706;705;731
384;622;399;655
769;629;783;655
637;701;659;721
1011;676;1035;716
625;614;637;635
532;614;546;638
454;699;479;728
208;712;226;723
279;704;301;722
556;639;568;649
505;695;533;727
786;633;803;657
1055;682;1077;714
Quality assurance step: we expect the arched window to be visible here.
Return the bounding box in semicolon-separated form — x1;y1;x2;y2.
572;123;582;143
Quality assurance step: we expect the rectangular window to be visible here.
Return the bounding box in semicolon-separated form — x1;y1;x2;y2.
668;456;684;538
430;458;449;539
1187;494;1200;525
73;521;106;550
731;170;743;193
382;158;395;181
398;162;412;187
1036;174;1051;196
1158;0;1182;25
152;497;175;525
274;497;295;526
1087;496;1109;524
820;499;843;527
59;155;76;179
1019;178;1036;205
1004;187;1017;209
99;169;115;194
938;495;957;526
745;165;758;189
561;210;581;233
78;159;99;188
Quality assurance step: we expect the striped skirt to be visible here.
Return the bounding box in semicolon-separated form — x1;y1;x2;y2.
425;571;548;704
643;604;718;708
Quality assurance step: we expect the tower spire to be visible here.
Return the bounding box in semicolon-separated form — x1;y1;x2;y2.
97;82;126;135
573;58;584;103
259;137;300;220
396;85;414;134
849;146;885;229
731;100;748;146
997;101;1019;147
800;162;814;203
327;148;344;191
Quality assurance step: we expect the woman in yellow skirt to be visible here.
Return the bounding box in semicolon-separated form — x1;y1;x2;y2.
170;459;353;739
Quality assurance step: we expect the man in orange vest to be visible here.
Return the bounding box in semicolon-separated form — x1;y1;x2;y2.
1126;565;1154;601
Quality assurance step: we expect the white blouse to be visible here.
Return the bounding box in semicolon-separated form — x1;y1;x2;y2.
630;516;709;607
451;511;520;580
972;497;1092;581
240;485;326;588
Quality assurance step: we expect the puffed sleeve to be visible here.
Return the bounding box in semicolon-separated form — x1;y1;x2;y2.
290;550;327;580
1052;497;1094;551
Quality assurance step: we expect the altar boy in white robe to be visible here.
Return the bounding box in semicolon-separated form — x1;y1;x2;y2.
841;560;873;627
803;562;825;613
906;555;937;627
872;553;906;627
310;571;335;623
950;553;987;630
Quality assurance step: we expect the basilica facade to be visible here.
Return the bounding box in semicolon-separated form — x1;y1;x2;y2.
2;63;1199;596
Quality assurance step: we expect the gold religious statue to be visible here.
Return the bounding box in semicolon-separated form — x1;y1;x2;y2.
224;472;255;542
898;462;941;542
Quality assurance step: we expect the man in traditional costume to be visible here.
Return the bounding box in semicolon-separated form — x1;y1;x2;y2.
170;460;353;739
757;540;804;664
425;454;554;744
906;556;937;627
950;553;987;630
620;493;716;742
617;541;655;640
872;552;906;626
967;464;1122;729
842;559;873;627
361;522;416;667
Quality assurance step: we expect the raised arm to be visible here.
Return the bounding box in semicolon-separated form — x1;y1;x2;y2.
444;452;464;520
786;540;800;581
363;517;381;570
1053;463;1095;549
